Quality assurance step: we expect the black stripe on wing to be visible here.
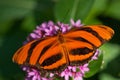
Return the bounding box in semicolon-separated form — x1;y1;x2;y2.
41;53;62;67
25;39;42;64
36;41;57;65
25;38;55;64
80;27;105;43
73;37;97;48
70;47;93;55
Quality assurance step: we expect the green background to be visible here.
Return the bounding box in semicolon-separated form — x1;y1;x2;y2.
0;0;120;80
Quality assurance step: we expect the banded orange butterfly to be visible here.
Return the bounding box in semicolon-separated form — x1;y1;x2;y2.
12;25;114;72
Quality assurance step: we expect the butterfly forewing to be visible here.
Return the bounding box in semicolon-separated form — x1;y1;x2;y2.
89;25;114;40
13;40;37;64
13;37;56;65
13;36;68;71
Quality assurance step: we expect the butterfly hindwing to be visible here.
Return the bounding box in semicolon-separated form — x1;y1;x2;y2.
37;40;68;71
64;38;95;65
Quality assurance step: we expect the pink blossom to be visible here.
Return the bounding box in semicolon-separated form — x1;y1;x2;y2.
73;72;83;80
68;66;76;72
57;21;71;33
60;68;72;80
22;66;41;80
92;49;100;60
79;64;89;74
70;19;83;27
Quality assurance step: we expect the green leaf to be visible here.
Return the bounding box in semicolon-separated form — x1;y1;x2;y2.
54;0;95;23
85;53;103;78
0;0;36;22
85;43;120;78
84;0;108;24
99;73;120;80
100;43;120;68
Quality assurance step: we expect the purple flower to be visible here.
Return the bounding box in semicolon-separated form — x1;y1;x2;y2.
68;66;76;72
57;22;71;33
22;66;53;80
25;19;84;43
60;68;72;80
24;21;58;43
73;72;83;80
60;64;89;80
22;66;41;80
92;49;100;60
70;19;83;27
39;21;57;36
79;64;89;75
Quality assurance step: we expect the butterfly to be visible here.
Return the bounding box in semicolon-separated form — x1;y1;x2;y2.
12;25;114;72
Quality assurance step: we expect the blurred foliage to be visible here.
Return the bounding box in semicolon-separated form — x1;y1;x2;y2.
55;0;95;23
0;0;120;80
85;52;103;78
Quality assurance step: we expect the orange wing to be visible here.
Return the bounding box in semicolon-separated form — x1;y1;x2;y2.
63;25;114;65
12;36;69;72
12;25;114;72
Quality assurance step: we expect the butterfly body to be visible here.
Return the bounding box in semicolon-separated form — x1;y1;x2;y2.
13;25;114;72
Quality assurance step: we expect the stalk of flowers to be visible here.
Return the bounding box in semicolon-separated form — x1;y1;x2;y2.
22;19;100;80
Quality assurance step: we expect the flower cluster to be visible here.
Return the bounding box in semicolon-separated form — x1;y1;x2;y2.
22;19;100;80
24;19;83;43
60;64;89;80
